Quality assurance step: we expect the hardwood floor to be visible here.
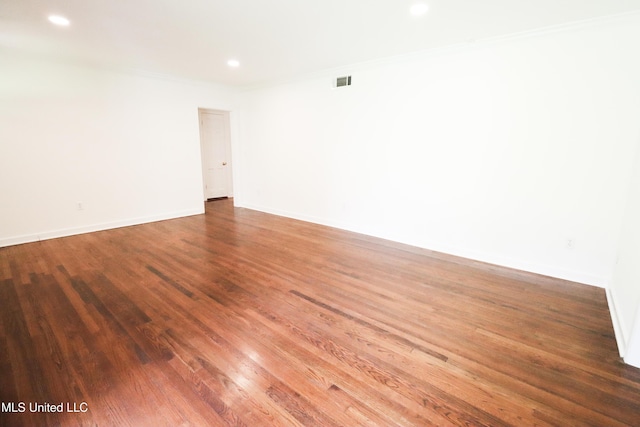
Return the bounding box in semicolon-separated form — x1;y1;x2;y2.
1;198;639;426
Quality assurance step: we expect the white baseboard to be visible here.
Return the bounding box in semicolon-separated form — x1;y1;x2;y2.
606;288;627;357
0;208;204;248
624;312;640;368
237;202;607;288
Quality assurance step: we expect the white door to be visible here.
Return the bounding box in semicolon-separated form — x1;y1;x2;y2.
199;111;232;199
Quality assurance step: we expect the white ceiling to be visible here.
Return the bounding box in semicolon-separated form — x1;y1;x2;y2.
2;0;640;87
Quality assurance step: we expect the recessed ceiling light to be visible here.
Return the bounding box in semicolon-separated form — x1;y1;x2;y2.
227;59;240;67
48;15;70;26
410;3;429;16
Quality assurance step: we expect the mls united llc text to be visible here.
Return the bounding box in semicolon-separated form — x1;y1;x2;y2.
2;402;89;413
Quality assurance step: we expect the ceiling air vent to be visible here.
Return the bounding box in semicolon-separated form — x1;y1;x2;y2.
334;75;352;88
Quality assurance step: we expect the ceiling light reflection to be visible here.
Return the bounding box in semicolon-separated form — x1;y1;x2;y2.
48;15;70;26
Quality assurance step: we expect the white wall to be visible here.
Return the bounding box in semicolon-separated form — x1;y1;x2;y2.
610;138;640;366
235;13;640;288
0;51;236;246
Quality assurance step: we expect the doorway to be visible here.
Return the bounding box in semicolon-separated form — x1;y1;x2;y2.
198;109;233;200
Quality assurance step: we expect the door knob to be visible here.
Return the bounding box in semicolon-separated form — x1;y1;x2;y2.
222;162;227;165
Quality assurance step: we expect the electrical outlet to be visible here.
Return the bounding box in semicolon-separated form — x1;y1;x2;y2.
77;202;83;211
566;238;574;249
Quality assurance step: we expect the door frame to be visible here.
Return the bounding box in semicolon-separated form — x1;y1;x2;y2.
198;108;233;201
